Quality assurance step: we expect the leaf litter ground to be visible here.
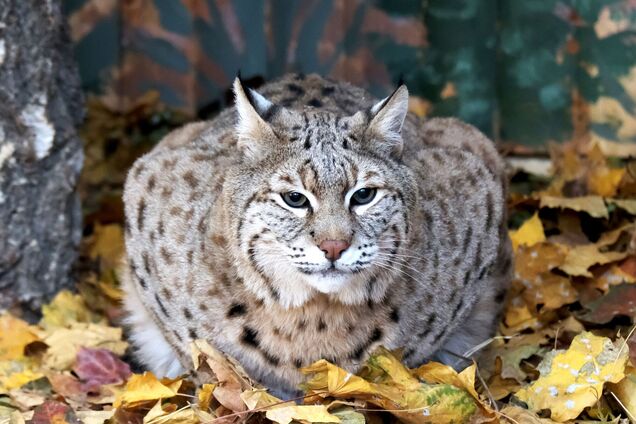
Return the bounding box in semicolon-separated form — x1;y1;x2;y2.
1;96;636;423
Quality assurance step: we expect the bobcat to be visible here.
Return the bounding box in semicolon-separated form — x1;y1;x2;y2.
121;73;512;398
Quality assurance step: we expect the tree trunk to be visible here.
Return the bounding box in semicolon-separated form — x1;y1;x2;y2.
0;0;84;314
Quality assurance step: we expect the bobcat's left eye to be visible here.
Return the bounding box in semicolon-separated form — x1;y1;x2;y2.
282;191;309;208
351;188;377;206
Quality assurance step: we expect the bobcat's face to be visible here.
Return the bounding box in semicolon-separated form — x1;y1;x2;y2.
229;78;415;300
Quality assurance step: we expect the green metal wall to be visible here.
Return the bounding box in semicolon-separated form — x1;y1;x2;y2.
64;0;636;147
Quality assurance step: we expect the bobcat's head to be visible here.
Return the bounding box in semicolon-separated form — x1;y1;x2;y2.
226;77;417;307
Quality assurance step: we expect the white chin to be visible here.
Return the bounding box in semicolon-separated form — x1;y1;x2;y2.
304;270;351;293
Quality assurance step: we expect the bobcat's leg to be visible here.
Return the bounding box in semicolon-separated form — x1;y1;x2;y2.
119;260;185;377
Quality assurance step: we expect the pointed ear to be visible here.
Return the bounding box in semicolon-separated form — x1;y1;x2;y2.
233;77;279;160
364;85;409;157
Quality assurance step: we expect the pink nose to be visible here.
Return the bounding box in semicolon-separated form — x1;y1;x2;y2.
319;240;350;261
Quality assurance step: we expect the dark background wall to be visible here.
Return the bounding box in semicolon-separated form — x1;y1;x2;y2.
64;0;636;147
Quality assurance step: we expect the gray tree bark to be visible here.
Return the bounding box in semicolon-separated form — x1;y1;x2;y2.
0;0;84;313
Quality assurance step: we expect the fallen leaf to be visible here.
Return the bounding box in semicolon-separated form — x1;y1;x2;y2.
499;405;558;423
143;401;198;424
540;195;609;219
265;405;340;424
329;407;366;424
0;359;43;393
495;345;542;383
559;245;628;277
30;400;80;424
73;347;131;390
191;340;250;413
240;388;282;410
515;332;628;422
89;223;125;271
521;272;578;312
577;284;636;324
608;367;636;422
588;167;625;197
42;323;127;370
0;315;39;361
114;372;181;408
39;291;104;330
510;213;546;251
608;198;636;215
302;349;480;424
197;383;216;412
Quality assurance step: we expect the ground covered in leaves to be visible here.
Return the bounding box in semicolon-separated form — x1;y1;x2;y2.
1;96;636;423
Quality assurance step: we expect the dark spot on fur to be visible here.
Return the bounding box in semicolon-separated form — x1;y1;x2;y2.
390;307;400;322
241;326;259;347
227;303;247;317
287;83;305;95
189;328;198;339
317;318;327;331
137;198;146;231
183;171;199;189
147;175;156;192
172;331;182;342
199;303;208;311
322;86;335;95
155;294;170;317
307;98;322;107
160;246;173;264
417;313;437;338
495;289;507;303
183;308;192;319
294;359;303;368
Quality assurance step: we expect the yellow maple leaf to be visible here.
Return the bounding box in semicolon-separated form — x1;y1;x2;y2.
0;315;39;361
0;358;43;393
265;405;340;424
114;372;182;408
197;383;216;411
510;213;546;251
42;323;127;370
588;167;626;197
89;223;125;271
516;332;628;422
39;290;105;330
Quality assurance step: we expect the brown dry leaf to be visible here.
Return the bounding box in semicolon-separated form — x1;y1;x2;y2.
515;243;569;281
521;272;578;312
190;340;251;413
559;244;628;277
591;263;636;292
540;195;609;219
499;405;558;423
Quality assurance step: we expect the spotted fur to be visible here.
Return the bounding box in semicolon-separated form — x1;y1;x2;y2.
121;73;512;397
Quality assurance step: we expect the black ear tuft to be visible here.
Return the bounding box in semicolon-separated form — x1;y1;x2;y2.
396;74;405;87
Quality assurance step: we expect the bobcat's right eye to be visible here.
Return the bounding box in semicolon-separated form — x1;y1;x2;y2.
282;192;309;208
